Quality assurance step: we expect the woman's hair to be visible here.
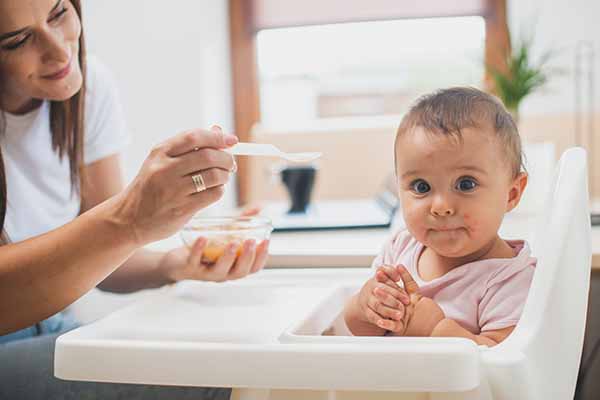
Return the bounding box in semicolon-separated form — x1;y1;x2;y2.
0;0;87;244
395;87;524;179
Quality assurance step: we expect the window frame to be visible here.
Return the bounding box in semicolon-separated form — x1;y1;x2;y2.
228;0;510;204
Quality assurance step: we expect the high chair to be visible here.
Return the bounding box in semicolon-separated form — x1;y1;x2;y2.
264;147;591;400
54;148;591;400
479;146;591;400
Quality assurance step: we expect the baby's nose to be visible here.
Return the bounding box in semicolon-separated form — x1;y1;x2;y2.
430;195;455;217
432;208;454;217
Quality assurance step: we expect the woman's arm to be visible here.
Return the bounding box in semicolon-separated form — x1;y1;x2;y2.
0;194;138;334
80;154;173;292
81;143;269;294
1;129;237;333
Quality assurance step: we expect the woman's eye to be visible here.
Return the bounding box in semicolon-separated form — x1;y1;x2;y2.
50;7;68;22
456;177;477;192
411;180;431;194
2;35;29;51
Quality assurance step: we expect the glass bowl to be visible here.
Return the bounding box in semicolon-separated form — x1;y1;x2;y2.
180;216;273;264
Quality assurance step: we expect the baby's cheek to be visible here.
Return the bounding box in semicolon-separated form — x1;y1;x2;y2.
402;203;430;239
463;214;475;232
408;227;429;247
404;215;426;237
463;213;482;235
403;204;424;226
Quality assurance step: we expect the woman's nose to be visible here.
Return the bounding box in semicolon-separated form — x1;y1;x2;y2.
40;30;70;65
430;194;455;217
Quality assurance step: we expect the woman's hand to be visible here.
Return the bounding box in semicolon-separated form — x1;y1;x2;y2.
157;237;270;283
156;204;270;283
112;127;237;246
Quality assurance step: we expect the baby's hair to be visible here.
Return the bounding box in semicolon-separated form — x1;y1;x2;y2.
395;87;524;178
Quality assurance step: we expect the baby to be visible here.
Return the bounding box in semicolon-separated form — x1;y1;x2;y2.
343;87;536;346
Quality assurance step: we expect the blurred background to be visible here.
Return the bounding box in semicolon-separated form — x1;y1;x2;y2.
80;1;599;397
82;0;599;212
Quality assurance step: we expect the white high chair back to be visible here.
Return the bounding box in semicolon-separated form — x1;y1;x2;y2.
483;147;591;400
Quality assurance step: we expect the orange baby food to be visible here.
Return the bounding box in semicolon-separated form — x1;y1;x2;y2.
201;237;243;264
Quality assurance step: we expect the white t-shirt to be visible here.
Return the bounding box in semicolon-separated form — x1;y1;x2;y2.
1;57;131;243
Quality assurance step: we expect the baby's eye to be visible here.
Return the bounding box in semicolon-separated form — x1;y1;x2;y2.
456;177;478;192
410;179;431;194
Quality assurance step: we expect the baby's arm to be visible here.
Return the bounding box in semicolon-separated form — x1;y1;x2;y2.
431;319;515;346
392;267;515;346
433;264;533;346
403;297;514;346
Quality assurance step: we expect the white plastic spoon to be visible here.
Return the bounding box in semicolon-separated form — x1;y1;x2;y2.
226;142;322;163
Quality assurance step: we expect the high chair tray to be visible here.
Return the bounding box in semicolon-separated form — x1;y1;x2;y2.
55;269;481;392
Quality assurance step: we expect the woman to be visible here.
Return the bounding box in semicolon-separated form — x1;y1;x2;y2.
0;0;267;398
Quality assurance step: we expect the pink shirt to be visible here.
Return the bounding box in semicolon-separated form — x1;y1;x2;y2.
372;230;536;334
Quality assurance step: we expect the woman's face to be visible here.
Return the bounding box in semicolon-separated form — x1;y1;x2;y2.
0;0;82;113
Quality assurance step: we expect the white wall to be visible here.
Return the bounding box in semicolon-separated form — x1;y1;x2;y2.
508;0;600;116
82;0;236;212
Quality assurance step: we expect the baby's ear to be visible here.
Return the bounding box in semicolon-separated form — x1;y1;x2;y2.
506;172;528;212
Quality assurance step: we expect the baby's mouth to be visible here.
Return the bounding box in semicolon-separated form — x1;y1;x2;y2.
432;226;462;232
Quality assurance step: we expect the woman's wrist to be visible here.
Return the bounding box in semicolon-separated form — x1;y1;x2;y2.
155;250;179;285
99;190;146;248
81;192;144;255
97;248;176;293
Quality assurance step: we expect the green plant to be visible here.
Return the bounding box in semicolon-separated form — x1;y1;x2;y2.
488;38;553;122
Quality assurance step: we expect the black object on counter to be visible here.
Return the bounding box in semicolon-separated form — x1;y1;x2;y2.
281;166;316;214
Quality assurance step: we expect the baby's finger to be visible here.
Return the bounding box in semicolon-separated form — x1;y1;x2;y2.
386;318;407;334
373;286;408;308
377;265;403;282
376;318;405;333
397;265;419;295
367;296;404;321
375;266;400;283
380;280;410;305
375;269;402;291
364;306;386;327
374;272;409;305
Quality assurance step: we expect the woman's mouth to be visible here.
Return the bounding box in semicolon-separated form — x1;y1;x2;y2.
42;60;72;81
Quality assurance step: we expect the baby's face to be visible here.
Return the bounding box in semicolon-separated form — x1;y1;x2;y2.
395;127;525;258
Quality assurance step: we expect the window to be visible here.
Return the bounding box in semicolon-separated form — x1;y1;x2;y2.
229;0;509;204
257;17;486;126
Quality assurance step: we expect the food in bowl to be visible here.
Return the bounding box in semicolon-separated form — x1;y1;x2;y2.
180;216;273;264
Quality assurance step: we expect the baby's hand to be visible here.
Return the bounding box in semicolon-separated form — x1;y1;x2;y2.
390;266;445;337
356;266;411;332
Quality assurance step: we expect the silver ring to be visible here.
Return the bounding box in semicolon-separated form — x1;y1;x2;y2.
191;173;206;193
